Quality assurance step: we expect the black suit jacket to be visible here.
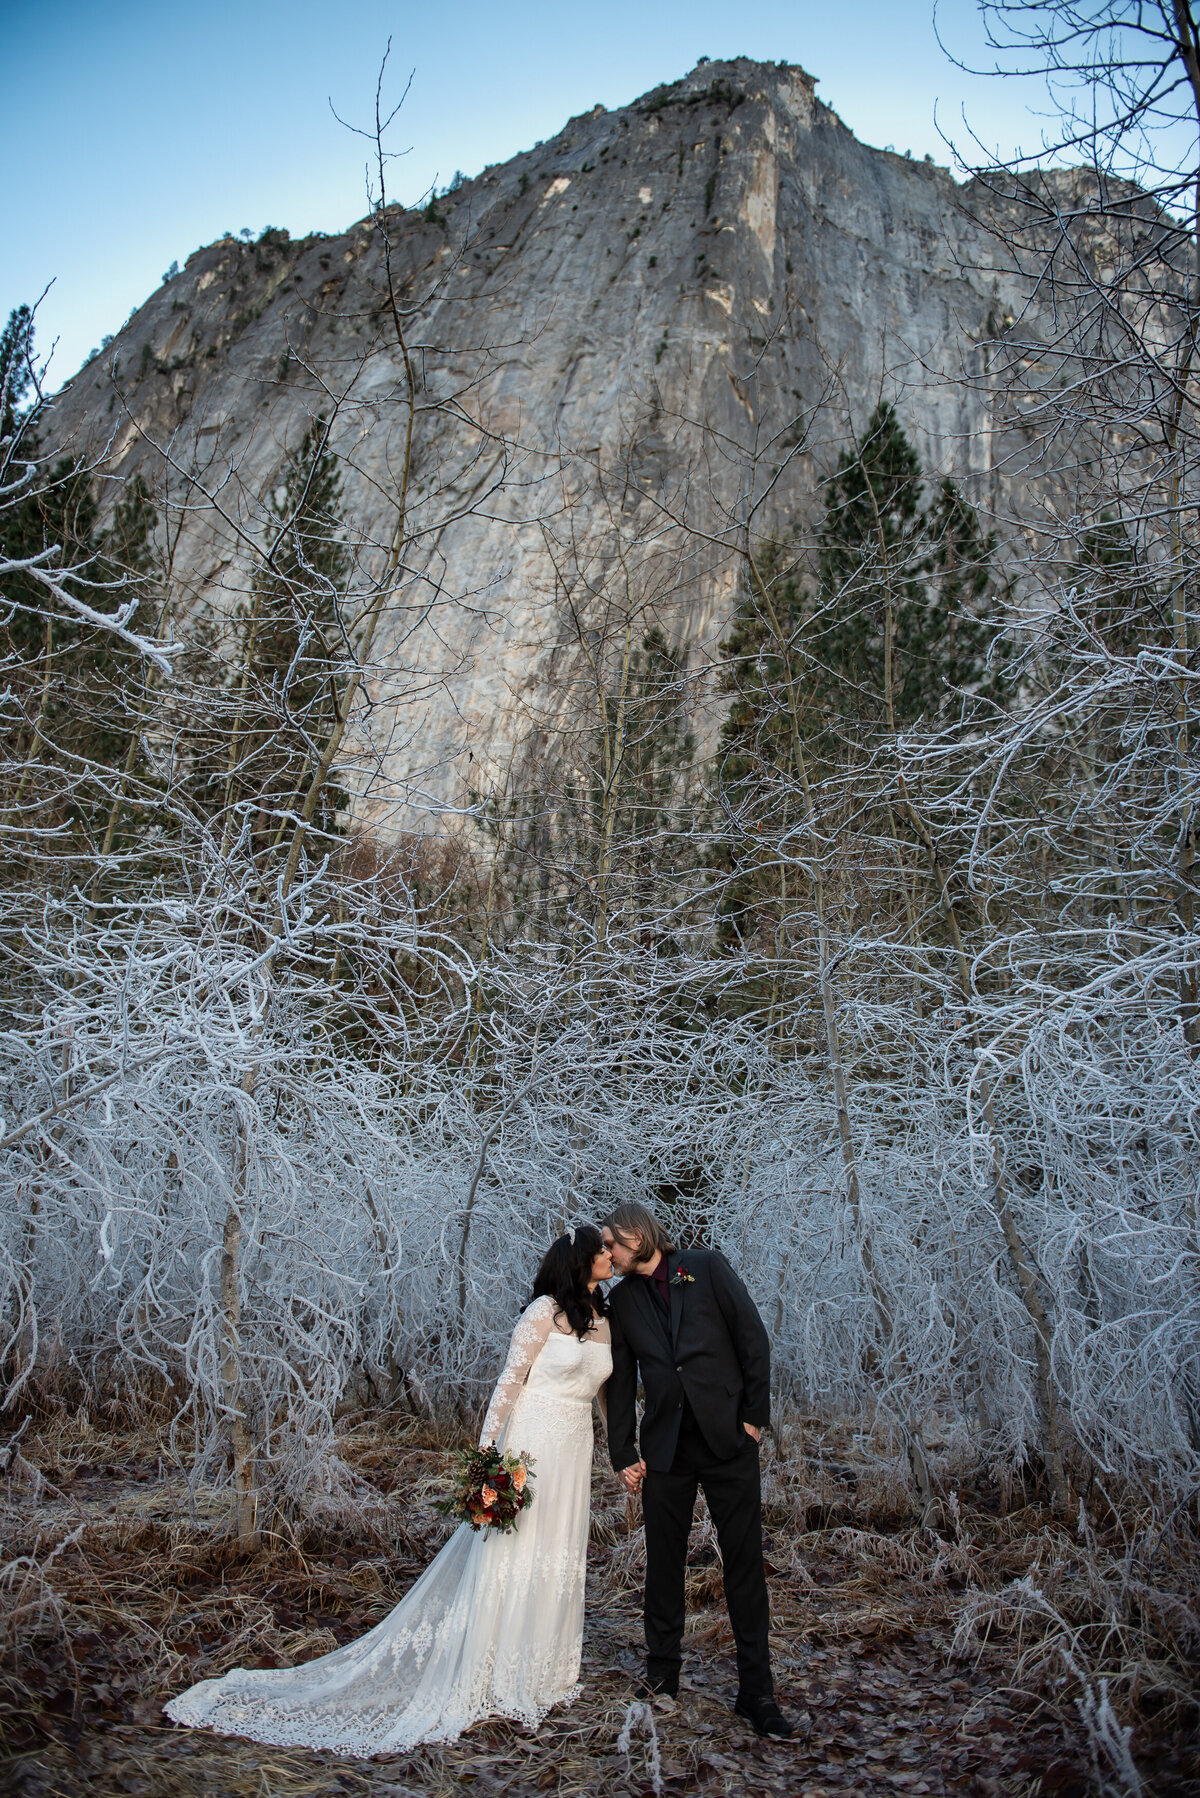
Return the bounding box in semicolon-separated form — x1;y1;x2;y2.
606;1248;771;1473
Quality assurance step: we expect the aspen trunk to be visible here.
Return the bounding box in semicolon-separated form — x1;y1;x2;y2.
219;1175;258;1549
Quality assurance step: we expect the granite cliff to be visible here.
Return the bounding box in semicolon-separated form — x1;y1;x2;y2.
46;57;1049;812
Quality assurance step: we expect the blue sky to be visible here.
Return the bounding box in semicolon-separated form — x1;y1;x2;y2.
6;0;1051;386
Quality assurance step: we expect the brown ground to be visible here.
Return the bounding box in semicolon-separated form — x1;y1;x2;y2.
1;1414;1196;1798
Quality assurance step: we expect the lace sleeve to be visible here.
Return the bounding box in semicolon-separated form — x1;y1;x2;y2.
480;1295;556;1446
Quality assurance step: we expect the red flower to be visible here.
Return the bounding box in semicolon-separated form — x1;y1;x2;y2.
494;1471;510;1488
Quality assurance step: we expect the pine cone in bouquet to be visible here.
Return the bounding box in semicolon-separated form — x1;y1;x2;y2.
436;1444;535;1534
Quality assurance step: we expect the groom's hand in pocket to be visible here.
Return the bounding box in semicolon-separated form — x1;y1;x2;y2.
743;1424;761;1443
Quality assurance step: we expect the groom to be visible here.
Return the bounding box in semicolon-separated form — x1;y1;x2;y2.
602;1202;792;1740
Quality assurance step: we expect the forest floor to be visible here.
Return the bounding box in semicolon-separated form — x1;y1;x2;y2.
1;1412;1196;1798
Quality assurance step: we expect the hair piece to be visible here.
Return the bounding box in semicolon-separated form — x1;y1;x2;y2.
602;1200;676;1264
530;1224;607;1339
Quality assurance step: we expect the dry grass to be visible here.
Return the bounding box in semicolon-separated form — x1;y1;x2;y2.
0;1408;1196;1798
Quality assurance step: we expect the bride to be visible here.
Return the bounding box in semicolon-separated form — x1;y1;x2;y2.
165;1225;614;1756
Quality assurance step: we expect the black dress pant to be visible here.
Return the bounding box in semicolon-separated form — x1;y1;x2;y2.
641;1404;773;1699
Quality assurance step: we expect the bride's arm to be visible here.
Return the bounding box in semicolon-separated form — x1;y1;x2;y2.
479;1296;555;1446
594;1381;608;1424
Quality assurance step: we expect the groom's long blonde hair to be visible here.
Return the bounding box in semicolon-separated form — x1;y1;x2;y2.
603;1200;676;1265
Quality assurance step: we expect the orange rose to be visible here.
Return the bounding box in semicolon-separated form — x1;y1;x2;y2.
481;1485;497;1507
512;1463;527;1491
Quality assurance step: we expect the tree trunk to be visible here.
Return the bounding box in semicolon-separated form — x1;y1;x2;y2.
219;1155;258;1549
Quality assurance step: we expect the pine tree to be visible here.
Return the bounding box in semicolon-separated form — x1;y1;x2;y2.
815;401;925;724
712;407;1008;959
711;542;815;957
907;475;1007;718
815;402;1004;731
716;542;810;789
596;627;695;846
227;419;352;856
483;627;697;945
0;304;35;445
598;626;696;942
1075;511;1169;658
0;307;160;853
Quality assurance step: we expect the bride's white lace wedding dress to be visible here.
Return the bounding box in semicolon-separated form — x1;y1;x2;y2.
164;1296;611;1756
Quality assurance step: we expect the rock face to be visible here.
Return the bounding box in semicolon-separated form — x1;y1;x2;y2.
47;58;1034;813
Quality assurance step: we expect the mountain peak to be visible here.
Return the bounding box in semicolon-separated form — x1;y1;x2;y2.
48;58;1021;807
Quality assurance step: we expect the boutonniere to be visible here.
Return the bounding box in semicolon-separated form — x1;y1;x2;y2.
672;1265;695;1285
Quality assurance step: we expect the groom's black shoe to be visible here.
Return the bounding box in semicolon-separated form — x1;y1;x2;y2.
635;1676;678;1704
734;1693;794;1738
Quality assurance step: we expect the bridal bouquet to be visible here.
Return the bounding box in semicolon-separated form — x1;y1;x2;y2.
437;1445;535;1534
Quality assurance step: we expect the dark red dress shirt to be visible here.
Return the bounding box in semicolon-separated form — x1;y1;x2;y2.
641;1256;671;1313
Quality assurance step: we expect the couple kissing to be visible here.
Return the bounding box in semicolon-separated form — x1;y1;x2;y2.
164;1200;793;1754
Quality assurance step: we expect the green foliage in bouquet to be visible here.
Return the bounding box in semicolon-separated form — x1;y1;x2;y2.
436;1445;535;1534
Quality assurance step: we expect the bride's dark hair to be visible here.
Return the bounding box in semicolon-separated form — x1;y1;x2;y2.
530;1225;607;1340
